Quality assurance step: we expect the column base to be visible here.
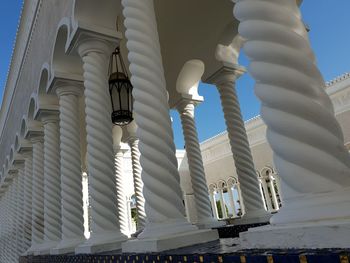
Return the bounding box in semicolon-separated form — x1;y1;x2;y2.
240;221;350;249
196;218;226;229
75;231;128;254
122;229;219;253
26;243;43;256
271;187;350;225
34;240;60;255
233;209;271;225
51;237;86;255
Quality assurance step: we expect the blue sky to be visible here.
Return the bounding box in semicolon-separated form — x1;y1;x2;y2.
0;1;350;149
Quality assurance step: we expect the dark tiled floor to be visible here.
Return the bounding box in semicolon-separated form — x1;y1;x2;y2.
20;239;350;263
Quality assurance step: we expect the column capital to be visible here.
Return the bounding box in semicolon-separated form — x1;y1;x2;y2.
113;144;128;156
41;114;60;125
25;119;44;140
12;153;25;169
48;75;84;97
56;85;84;98
29;135;44;144
206;63;246;86
175;96;203;114
127;135;138;145
67;24;122;58
17;138;32;156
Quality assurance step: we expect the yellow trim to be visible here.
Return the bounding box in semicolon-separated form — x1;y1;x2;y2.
240;255;246;263
299;255;307;263
340;255;349;263
267;255;274;263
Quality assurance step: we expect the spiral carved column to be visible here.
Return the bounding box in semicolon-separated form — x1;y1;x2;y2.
128;138;146;229
114;147;129;236
209;65;269;221
122;0;218;252
122;0;195;234
10;177;19;261
5;190;12;261
27;139;44;254
177;100;221;227
23;155;33;251
17;168;25;254
40;117;62;253
76;38;126;254
0;198;4;261
234;0;350;226
52;87;85;255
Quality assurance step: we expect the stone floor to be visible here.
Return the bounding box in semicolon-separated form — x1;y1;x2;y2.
20;238;350;263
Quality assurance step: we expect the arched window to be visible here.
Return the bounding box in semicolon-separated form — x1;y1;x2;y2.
208;179;243;220
259;167;282;212
227;177;244;218
208;184;219;219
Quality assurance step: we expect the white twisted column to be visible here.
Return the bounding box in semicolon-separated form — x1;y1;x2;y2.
177;100;222;228
112;126;129;237
209;65;269;222
17;168;25;254
5;190;12;261
5;189;13;261
23;154;33;252
128;137;146;230
114;146;129;236
1;191;7;261
234;0;350;225
39;117;61;254
76;38;127;254
27;138;44;254
9;177;18;261
0;197;4;261
52;87;85;255
122;0;218;252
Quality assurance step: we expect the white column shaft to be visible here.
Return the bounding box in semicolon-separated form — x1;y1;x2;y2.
234;0;350;225
54;88;85;253
29;139;45;251
18;168;25;254
43;119;61;246
122;1;218;253
122;0;197;238
129;138;146;229
24;156;33;251
114;148;129;236
215;74;267;217
10;179;18;260
76;39;126;252
178;101;215;225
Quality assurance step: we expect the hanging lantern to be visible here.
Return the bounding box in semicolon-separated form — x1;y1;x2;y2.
108;47;133;126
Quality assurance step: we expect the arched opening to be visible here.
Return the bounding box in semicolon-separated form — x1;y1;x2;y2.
20;118;27;138
14;135;20;152
259;167;282;212
227;177;243;218
51;21;82;78
28;97;36;121
9;148;14;166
